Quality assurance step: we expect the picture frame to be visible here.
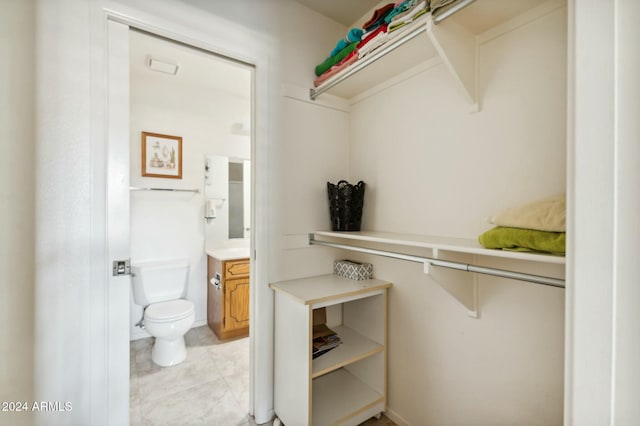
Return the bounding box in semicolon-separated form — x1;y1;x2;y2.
141;131;183;179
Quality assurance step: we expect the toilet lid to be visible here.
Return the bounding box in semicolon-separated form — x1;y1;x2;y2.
145;299;194;322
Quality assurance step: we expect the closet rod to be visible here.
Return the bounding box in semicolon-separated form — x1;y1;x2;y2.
432;0;478;25
129;186;200;194
309;236;565;288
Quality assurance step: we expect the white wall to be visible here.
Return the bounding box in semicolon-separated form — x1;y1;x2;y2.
129;30;250;338
264;1;354;282
347;8;567;425
1;1;35;425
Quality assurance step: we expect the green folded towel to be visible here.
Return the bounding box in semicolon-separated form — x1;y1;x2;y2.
315;42;358;77
478;226;565;255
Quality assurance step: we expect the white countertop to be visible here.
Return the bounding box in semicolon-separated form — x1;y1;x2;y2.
206;247;250;261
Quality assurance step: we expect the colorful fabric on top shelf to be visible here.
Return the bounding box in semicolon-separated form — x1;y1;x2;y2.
313;50;359;87
388;0;429;32
430;0;457;14
312;0;431;87
314;42;358;77
384;0;416;24
357;24;389;59
329;28;364;58
362;3;395;31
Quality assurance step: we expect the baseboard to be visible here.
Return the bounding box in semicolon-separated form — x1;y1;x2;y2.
385;408;410;426
192;319;207;328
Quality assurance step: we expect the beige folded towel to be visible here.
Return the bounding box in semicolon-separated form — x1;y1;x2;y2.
490;194;566;232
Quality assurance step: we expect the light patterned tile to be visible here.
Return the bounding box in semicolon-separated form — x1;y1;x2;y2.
134;337;154;366
130;376;142;426
140;378;250;426
224;370;250;412
131;331;254;426
137;344;223;404
245;417;273;426
208;337;249;378
184;325;219;348
131;336;153;352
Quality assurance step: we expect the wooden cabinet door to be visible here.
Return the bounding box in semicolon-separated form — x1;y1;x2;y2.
225;259;249;279
224;277;250;331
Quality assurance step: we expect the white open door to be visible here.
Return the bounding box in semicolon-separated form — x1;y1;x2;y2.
106;19;131;425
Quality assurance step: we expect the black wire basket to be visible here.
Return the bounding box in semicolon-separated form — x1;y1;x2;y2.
327;180;365;231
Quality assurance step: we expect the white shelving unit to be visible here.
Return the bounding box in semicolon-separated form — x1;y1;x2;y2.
271;274;392;426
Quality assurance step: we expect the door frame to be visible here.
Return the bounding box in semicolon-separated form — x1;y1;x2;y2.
100;4;273;423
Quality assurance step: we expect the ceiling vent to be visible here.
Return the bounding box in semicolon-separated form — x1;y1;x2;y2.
148;57;179;75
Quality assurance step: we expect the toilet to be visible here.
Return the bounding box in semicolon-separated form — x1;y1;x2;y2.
131;259;195;367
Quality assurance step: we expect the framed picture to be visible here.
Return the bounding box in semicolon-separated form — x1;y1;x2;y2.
141;131;182;179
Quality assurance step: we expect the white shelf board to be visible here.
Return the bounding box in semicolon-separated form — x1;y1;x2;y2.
315;230;566;265
312;368;384;426
270;274;392;306
312;325;383;379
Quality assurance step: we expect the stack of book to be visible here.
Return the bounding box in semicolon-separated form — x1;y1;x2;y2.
312;307;342;359
312;331;341;359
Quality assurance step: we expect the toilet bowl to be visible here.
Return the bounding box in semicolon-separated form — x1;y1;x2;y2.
131;259;194;367
144;299;195;367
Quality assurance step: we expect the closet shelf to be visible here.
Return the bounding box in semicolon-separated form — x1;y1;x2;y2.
314;230;566;265
311;12;479;105
310;0;563;104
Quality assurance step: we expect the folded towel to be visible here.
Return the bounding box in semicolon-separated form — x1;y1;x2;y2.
388;12;428;39
390;0;428;24
478;226;566;255
363;3;395;29
357;24;388;48
329;28;364;57
315;42;358;76
314;51;359;87
358;29;390;59
430;0;458;13
490;194;566;232
389;1;428;31
385;0;415;24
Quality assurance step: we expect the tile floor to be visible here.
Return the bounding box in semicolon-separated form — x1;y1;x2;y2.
130;325;395;425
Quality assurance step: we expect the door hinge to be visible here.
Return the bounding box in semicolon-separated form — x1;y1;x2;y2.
112;259;131;276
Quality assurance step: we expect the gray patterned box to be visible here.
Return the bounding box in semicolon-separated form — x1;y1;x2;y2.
333;260;373;281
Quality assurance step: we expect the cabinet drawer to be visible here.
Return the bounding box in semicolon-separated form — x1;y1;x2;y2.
224;259;249;279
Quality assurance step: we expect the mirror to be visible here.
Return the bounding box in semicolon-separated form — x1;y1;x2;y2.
228;161;245;238
204;155;250;241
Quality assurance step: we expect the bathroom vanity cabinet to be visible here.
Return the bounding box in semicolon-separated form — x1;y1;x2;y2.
207;255;250;340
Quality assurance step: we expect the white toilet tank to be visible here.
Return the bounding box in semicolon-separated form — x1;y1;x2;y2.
131;259;190;306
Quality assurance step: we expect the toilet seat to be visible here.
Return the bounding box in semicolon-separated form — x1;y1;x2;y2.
145;299;194;323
